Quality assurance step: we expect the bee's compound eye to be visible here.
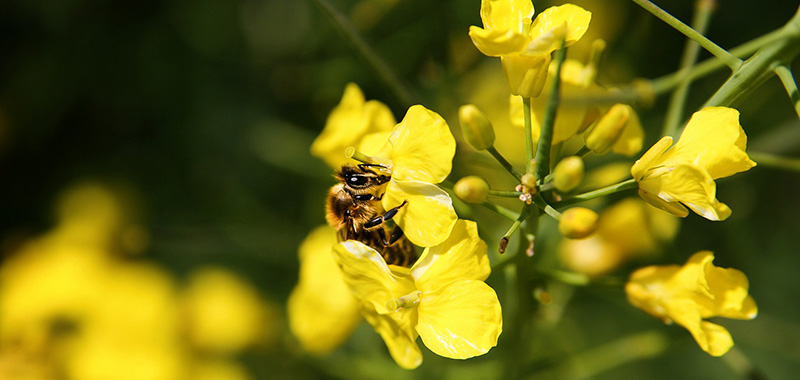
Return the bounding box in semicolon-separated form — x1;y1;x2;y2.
346;174;369;187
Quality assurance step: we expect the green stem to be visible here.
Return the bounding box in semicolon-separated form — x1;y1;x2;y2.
704;6;800;108
552;179;638;208
774;65;800;121
480;201;520;221
488;145;523;181
311;0;419;108
532;194;562;220
749;151;800;171
489;189;524;197
523;97;534;174
631;0;741;70
535;40;567;181
650;28;787;96
558;28;786;107
662;0;715;137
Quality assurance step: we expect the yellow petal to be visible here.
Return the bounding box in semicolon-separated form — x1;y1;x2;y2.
657;164;731;221
416;280;502;359
310;83;396;168
382;180;457;248
528;4;591;51
701;254;758;320
331;240;416;315
469;26;530;57
411;220;490;288
480;0;534;32
668;107;756;179
361;303;423;369
631;136;673;181
358;131;393;157
387;105;455;184
288;226;361;355
637;188;689;218
501;53;551;98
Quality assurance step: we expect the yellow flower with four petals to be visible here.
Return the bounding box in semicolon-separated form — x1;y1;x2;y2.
332;220;502;369
469;0;591;97
632;106;756;220
626;251;757;356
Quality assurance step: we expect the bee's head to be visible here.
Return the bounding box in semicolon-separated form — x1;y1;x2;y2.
337;164;391;192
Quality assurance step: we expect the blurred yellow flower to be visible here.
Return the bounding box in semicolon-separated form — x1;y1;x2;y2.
182;267;272;354
287;226;361;356
368;105;458;247
626;251;757;356
559;198;679;276
469;1;591;97
332;220;501;369
632;107;756;220
191;358;253;380
310;83;396;168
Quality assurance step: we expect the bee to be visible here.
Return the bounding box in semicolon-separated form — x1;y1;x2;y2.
325;163;417;267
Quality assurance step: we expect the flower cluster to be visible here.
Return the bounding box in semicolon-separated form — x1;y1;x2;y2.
292;0;767;371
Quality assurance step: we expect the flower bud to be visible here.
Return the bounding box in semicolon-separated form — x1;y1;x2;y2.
584;104;632;154
559;207;598;239
520;173;537;189
553;156;584;192
458;104;495;151
454;176;490;204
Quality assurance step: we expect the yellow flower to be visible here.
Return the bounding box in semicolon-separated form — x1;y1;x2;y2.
367;105;458;247
625;251;757;356
469;1;591;97
631;107;756;220
332;220;502;369
310;83;396;168
287;226;361;356
182;267;272;354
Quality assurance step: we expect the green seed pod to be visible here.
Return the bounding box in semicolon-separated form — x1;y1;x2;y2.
454;176;490;204
458;104;495;151
553;156;584;192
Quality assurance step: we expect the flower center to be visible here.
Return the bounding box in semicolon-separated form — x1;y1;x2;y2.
386;290;422;311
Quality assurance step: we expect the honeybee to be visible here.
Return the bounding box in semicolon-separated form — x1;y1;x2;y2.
326;164;417;267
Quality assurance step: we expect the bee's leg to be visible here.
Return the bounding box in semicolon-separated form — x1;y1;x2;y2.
364;200;408;229
387;226;405;245
375;227;390;246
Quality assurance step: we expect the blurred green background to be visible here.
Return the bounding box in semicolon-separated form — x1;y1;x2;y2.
1;0;800;379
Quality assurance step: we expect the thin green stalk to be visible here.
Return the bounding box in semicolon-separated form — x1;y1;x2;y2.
662;0;715;137
535;40;567;181
749;151;800;172
650;27;787;96
704;5;800;108
523;97;535;174
480;201;520;221
552;179;638;208
489;189;524;197
774;65;800;121
558;28;786;107
531;195;561;220
488;145;524;180
312;0;418;108
631;0;742;70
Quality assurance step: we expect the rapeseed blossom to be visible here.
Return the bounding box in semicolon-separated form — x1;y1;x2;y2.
626;251;757;356
632;107;756;220
332;220;502;369
469;0;591;97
